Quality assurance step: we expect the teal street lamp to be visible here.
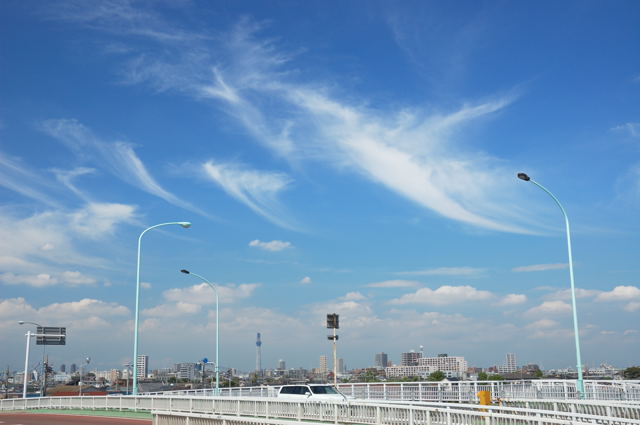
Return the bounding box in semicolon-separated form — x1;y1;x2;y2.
517;172;585;397
132;221;191;395
180;269;219;395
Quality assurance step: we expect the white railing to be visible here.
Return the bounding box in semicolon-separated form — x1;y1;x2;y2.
2;395;640;425
0;396;640;425
147;380;640;402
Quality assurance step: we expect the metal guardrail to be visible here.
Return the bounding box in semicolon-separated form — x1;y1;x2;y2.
147;380;640;402
3;395;640;425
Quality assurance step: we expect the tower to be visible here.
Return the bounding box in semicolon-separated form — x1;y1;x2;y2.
256;333;262;373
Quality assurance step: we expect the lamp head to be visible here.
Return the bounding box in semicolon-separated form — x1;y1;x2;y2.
517;172;531;181
180;269;190;274
179;222;191;228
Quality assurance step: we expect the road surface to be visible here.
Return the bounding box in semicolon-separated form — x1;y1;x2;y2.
0;413;151;425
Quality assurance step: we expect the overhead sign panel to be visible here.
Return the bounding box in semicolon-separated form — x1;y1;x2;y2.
36;326;66;345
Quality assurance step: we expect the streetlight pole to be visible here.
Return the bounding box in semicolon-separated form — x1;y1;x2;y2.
79;356;90;397
180;269;219;395
517;172;585;397
19;321;43;398
22;330;32;399
133;221;191;395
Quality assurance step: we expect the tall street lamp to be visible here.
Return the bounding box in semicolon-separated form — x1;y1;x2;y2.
132;221;191;395
517;172;585;397
180;269;219;395
19;321;42;399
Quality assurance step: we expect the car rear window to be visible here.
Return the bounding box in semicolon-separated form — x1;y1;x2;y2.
310;385;338;394
280;386;307;395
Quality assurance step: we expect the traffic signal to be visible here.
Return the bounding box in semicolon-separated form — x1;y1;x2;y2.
326;313;339;329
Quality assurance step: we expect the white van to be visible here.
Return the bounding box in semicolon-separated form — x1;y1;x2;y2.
277;384;347;402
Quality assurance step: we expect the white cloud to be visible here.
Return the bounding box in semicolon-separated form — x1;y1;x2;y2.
69;202;137;237
0;271;97;287
203;161;295;229
299;276;312;285
0;297;37;318
143;302;202;317
163;282;260;305
525;300;572;316
38;298;129;318
612;122;640;138
624;302;640;312
546;288;602;300
526;319;559;329
141;282;152;289
512;263;567;272
341;292;366;301
248;239;292;251
497;293;527;306
397;267;485;276
624;329;639;335
0;205;131;272
389;285;493;305
366;279;420;288
595;285;640;302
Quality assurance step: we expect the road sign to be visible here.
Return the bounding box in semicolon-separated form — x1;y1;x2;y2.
36;327;66;345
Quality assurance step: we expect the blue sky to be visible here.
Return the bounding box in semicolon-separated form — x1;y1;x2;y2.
1;1;639;374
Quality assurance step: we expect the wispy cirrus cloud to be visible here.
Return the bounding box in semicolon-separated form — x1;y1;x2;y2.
397;266;485;276
512;263;567;272
0;152;62;207
63;12;541;234
202;160;296;229
41;119;209;217
40;0;200;43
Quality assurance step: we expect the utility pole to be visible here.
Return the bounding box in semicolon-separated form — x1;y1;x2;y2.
326;314;339;387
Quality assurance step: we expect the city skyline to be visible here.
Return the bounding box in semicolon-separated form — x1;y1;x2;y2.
1;1;639;373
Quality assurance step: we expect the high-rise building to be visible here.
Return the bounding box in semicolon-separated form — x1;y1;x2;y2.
401;350;421;366
60;364;66;373
136;355;149;379
375;353;388;369
277;359;285;370
319;355;328;375
70;363;77;374
338;358;345;373
506;353;517;372
498;353;517;374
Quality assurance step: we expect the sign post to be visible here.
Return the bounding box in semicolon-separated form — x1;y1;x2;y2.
22;327;66;398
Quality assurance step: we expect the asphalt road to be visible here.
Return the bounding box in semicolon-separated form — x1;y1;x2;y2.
0;413;151;425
